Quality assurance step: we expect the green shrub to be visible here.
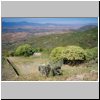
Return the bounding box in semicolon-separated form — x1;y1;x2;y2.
64;46;86;61
50;47;65;62
15;44;33;57
85;47;98;61
50;46;86;65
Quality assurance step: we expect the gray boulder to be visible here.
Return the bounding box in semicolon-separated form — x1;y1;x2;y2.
38;64;51;77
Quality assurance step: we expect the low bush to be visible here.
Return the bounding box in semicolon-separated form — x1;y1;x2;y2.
15;44;33;57
63;46;86;65
50;46;86;65
50;47;65;62
85;47;98;61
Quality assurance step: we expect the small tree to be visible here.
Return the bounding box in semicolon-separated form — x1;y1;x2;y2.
15;44;33;57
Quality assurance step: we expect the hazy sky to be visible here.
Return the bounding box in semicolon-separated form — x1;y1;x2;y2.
2;18;98;25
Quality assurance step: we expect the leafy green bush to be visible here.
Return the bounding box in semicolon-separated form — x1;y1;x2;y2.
85;47;98;61
50;46;86;65
64;46;86;60
50;47;65;62
15;44;33;56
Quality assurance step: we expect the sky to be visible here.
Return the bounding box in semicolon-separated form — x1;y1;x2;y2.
2;17;98;25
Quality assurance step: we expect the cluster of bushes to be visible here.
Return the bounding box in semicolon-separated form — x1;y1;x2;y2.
4;43;98;64
50;46;98;65
5;44;54;57
5;44;44;57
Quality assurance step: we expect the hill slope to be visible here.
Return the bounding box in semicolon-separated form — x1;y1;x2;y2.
2;27;98;54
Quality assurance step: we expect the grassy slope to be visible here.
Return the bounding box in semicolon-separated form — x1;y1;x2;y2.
2;56;98;81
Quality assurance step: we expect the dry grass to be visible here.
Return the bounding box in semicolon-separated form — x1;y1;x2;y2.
2;56;98;81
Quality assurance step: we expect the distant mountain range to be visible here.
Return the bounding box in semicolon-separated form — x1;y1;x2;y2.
2;21;43;27
2;21;98;34
78;24;98;31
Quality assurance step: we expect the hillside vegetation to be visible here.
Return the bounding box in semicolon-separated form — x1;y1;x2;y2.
2;27;98;55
